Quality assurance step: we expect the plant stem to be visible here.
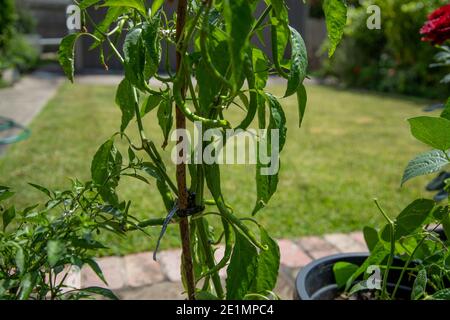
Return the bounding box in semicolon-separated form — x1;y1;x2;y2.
175;0;196;300
196;217;224;299
374;199;395;299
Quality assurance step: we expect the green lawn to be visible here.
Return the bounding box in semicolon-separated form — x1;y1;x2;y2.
0;81;437;255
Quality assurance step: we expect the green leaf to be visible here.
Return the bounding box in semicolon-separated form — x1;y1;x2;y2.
115;78;136;132
430;288;450;300
85;258;108;284
18;272;37;300
81;286;119;300
92;139;114;185
91;139;122;205
411;269;427;300
141;94;162;117
79;0;102;9
196;32;229;114
296;84;307;128
284;27;307;97
102;0;146;15
394;199;435;240
58;33;81;82
140;162;162;181
345;242;387;292
441;97;450;120
363;226;379;252
90;7;125;50
252;227;280;293
157;94;173;149
223;0;254;89
323;0;347;57
0;185;14;201
142;16;162;78
47;240;65;267
2;206;15;231
408;116;450;151
195;291;220;300
123;27;147;91
402;150;450;186
252;94;286;215
252;48;268;90
15;246;25;273
267;93;287;152
28;183;52;198
226;229;258;300
333;262;359;289
151;0;164;17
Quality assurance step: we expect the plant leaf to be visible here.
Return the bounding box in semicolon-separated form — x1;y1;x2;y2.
58;33;81;82
157;94;173;149
102;0;146;15
402;150;450;185
296;84;307;127
91;139;122;205
90;7;125;50
252;227;280;293
79;0;102;9
142;16;162;78
252;93;286;215
151;0;164;17
333;262;359;289
2;206;15;231
441;97;450;120
85;258;108;285
411;269;427;300
115;78;136;132
363;226;379;252
223;0;254;89
81;286;118;300
123;27;147;91
323;0;347;57
15;245;25;273
394;199;435;240
0;185;14;201
430;288;450;300
226;229;258;300
284;26;307;97
18;272;37;300
28;183;52;198
408;116;450;151
47;240;65;267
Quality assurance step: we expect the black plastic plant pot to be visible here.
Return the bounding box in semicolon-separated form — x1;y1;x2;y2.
295;253;415;300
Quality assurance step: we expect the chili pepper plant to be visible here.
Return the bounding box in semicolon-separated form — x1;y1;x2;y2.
57;0;347;300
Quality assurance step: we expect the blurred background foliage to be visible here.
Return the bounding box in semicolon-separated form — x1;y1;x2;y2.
319;0;449;99
0;0;39;80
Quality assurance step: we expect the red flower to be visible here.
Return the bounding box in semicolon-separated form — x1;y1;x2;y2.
420;4;450;45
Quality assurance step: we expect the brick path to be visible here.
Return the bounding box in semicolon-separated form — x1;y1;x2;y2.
69;232;367;300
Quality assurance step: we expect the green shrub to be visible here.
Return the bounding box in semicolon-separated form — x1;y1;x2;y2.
322;0;449;99
0;0;39;74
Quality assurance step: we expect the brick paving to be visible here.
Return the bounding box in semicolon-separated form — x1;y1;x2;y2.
69;232;367;300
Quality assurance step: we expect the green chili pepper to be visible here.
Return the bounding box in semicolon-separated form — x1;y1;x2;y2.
173;60;231;128
236;51;257;130
200;217;232;279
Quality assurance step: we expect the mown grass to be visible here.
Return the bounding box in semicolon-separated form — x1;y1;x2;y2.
0;81;437;255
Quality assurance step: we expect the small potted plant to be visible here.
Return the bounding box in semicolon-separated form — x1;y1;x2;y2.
296;4;450;300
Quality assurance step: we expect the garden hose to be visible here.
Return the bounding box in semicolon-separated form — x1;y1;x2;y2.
0;116;30;145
